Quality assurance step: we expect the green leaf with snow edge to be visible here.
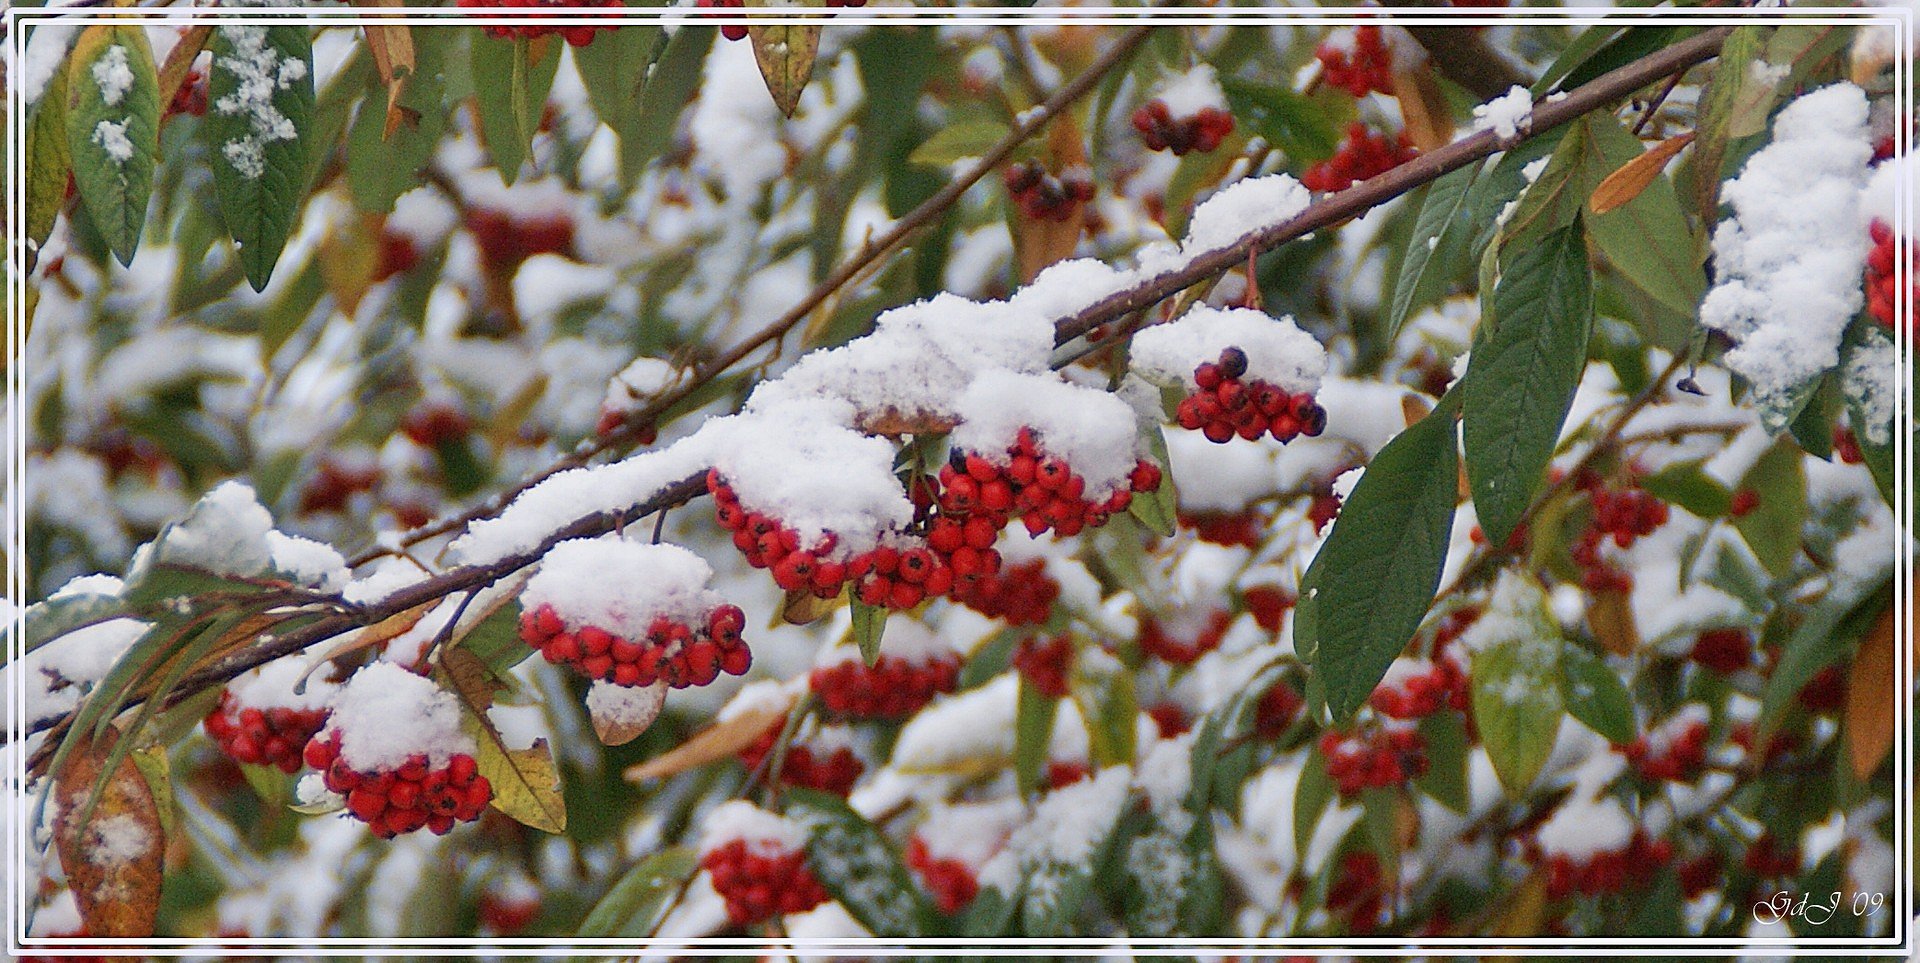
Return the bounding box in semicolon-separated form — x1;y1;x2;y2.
1464;222;1595;549
785;788;934;937
19;590;125;660
1302;391;1460;721
65;24;159;267
1469;602;1565;796
205;25;314;291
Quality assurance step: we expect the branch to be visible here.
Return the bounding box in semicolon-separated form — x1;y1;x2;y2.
350;20;1161;565
28;25;1736;775
1395;9;1534;100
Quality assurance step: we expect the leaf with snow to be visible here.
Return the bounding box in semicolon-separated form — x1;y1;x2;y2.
64;25;158;266
205;25;315;290
1468;575;1565;794
746;10;822;119
53;729;165;937
786;788;935;937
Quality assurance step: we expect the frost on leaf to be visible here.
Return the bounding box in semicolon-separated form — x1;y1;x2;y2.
212;26;306;179
91;45;133;107
91;120;134;163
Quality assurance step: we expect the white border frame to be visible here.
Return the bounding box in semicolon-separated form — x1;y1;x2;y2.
5;5;1911;957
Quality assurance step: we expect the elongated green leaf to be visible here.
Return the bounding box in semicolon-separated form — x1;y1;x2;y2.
204;25;314;289
851;597;886;666
786;787;935;937
909;120;1013;168
1070;652;1137;768
1464;223;1594;548
619;25;714;187
575;847;697;942
1682;25;1765;218
1638;459;1733;519
65;24;160;266
1558;644;1635;744
347;25;452;213
26;67;72;258
1014;674;1058;795
1582;114;1705;324
1387;162;1479;337
1293;748;1334;863
1413;710;1470;814
1302;393;1460;720
571;19;664;132
471;33;561;184
1471;632;1564;795
1220;77;1344;161
1732;436;1807;579
1758;571;1891;741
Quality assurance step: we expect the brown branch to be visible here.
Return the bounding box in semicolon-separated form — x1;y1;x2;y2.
27;25;1737;775
1395;13;1534;100
348;20;1161;566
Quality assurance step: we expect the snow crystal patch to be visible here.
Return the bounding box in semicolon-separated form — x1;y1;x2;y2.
916;798;1024;867
318;662;474;771
1184;174;1311;254
892;675;1021;771
604;356;678;413
979;766;1132;892
700;400;911;556
265;530;348;592
522;536;720;637
92;120;135;163
1157;64;1228;117
718;678;801;722
227;655;336;712
1460;571;1552;654
1130;304;1328;395
92;45;134;107
815;616;954;668
153;481;276;577
949;371;1141;498
1134;732;1196;815
212;26;306;179
585;679;666;729
1843;329;1898;445
1700;84;1873;420
1012;258;1138;324
343;558;427;606
1472;86;1534;139
699;800;807;855
295;772;339;808
86;812;153;864
51;573;126;600
1860;154;1918;225
21;25;79;106
1536;794;1633;859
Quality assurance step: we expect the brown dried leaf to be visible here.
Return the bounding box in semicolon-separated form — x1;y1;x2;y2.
1844;602;1897;780
363;3;416;139
1401;393;1432;428
1392;68;1456;153
310;600;433;668
781;588;840;626
1589;132;1694;215
441;647;505;714
1587;587;1640;657
857;409;960;438
156;26;211;126
591;681;667;746
745;17;820;119
1014;116;1091;283
53;729;165;938
624;697;794;782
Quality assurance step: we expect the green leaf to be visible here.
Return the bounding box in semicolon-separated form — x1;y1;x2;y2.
1639;459;1734;519
571;18;664;133
1302;393;1461;720
1732;436;1807;579
1293;747;1334;863
619;26;714;188
346;25;453;214
1070;652;1137;768
574;847;698;941
1497;122;1588;250
1582;114;1705;325
1127;427;1178;538
851;597;886;666
19;590;125;658
26;67;72;257
786;787;935;937
1471;630;1565;795
204;25;314;290
908;120;1010;167
745;13;821;119
65;23;160;266
1682;25;1765;217
1413;710;1470;814
1387;162;1479;338
471;33;562;184
1467;129;1565;261
1014;673;1058;796
1464;222;1594;548
1559;644;1635;745
459;600;536;678
1220;77;1343;161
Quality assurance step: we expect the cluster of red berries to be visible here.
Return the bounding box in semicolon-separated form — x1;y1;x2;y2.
951;558;1058;625
302;738;492;839
710;474;860;598
1004;161;1095;222
477;886;541;936
167;68;207;119
1866;219;1913;332
1677;852;1722;899
1046;760;1092;789
905;835;980;915
1315;25;1395;98
1146;702;1191;738
701;839;832;926
939;435;1162;540
1690;627;1754;674
517;602;752;690
1176;348;1328;444
810;653;960;720
1013;634;1075;699
1539;833;1673;900
1368;657;1468;720
457;0;623;47
1252;678;1303;739
1833;425;1866;465
1618;715;1709;783
1743;832;1801;878
1137;610;1232;665
1179;509;1268;548
1242;584;1295;633
401;401;472;449
299;458;382;514
466;207;574;274
373;230;422;284
1570;472;1669;593
1320;725;1428;796
1301;123;1417;193
203;695;330;774
739;725;865;797
1131;100;1235;155
1325;851;1386;933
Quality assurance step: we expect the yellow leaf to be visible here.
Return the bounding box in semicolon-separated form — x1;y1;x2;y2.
1589;132;1694;215
477;736;568;834
624;697;794;783
744;11;820;119
317;215;382;316
781;587;841;626
1391;68;1455;153
53;729;166;937
1844;602;1897;780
